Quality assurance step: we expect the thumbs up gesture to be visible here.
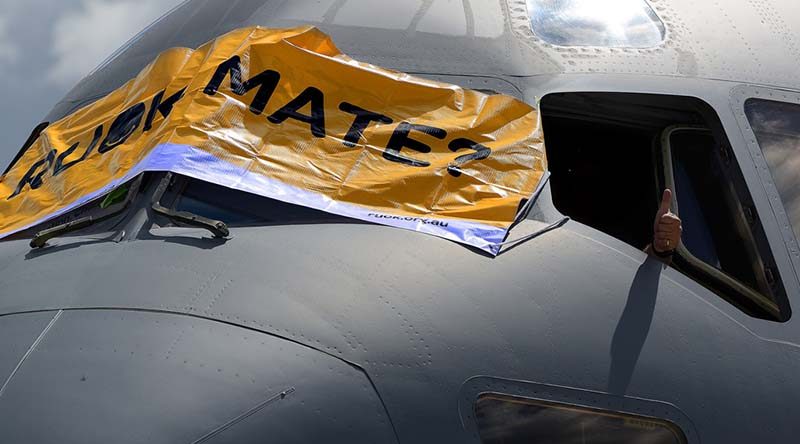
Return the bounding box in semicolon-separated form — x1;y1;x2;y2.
653;189;682;254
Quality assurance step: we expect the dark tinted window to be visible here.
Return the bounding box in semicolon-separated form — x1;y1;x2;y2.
744;99;800;244
173;178;355;226
475;394;686;444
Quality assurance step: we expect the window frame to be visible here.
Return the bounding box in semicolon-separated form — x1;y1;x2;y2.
538;90;793;321
658;124;786;319
730;86;800;288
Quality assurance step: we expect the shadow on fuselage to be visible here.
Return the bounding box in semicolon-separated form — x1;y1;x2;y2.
608;256;663;395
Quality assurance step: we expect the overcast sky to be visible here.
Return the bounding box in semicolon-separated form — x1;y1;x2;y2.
0;0;185;171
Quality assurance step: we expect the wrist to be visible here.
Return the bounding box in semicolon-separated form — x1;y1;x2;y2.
650;242;675;257
652;246;675;258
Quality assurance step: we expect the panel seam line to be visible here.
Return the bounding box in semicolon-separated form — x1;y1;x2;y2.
0;309;63;398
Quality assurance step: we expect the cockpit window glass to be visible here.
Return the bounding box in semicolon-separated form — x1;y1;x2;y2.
744;99;800;244
475;394;686;444
173;178;355;227
526;0;665;47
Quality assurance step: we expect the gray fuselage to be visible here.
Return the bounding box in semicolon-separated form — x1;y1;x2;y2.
1;1;799;443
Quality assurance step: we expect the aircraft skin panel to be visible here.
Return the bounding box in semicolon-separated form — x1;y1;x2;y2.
1;0;800;442
0;309;396;444
0;311;61;395
46;0;800;123
1;224;799;442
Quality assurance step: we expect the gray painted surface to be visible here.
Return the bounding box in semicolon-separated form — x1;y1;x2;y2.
0;311;60;394
2;220;800;442
47;0;800;120
0;309;395;443
2;0;800;442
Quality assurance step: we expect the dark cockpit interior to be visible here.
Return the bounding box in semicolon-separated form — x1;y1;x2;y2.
541;92;789;321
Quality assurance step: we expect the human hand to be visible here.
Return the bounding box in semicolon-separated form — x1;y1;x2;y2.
653;189;682;253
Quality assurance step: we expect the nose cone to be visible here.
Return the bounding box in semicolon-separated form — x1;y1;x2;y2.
0;310;396;444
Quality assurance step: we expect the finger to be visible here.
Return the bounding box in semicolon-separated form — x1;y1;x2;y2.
656;239;673;251
658;189;673;215
656;229;681;240
655;230;673;239
656;228;681;239
656;225;673;233
655;224;683;233
657;217;681;227
655;235;677;244
657;238;680;249
661;213;681;222
655;234;673;244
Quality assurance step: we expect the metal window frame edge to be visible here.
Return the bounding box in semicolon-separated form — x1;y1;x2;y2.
729;85;800;287
659;124;784;319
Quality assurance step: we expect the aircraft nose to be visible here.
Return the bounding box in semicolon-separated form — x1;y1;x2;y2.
0;310;396;444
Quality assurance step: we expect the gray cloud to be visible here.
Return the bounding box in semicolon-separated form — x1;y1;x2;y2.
0;16;18;64
0;0;182;170
47;0;184;86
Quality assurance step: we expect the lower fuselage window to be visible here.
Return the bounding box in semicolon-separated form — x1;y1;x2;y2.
475;394;686;444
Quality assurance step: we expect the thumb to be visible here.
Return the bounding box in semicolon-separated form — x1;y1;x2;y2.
658;189;673;216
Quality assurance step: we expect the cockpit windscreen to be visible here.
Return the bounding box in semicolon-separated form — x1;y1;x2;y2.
745;99;800;245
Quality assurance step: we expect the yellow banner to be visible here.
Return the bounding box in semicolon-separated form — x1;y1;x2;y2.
0;26;546;253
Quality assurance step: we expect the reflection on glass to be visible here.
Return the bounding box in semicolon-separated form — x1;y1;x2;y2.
745;99;800;244
526;0;666;47
475;394;686;444
175;179;351;226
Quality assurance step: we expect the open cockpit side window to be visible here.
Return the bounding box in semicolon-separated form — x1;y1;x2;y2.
541;93;789;321
660;126;781;317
